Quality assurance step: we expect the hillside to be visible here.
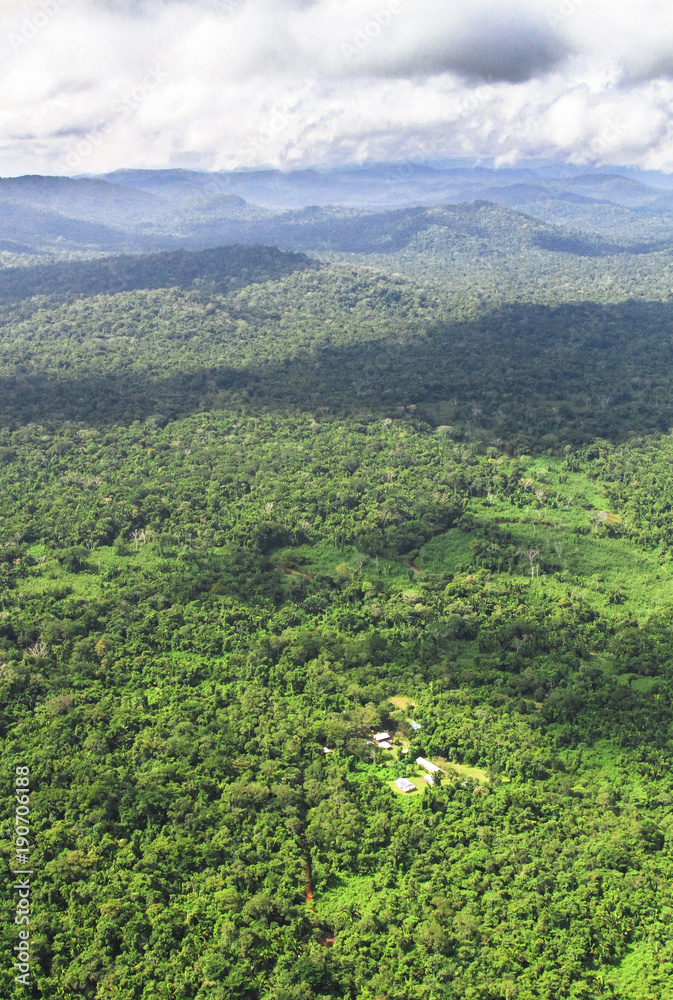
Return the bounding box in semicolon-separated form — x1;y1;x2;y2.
2;256;673;448
0;243;319;302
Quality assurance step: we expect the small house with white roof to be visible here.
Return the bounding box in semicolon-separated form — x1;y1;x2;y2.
416;757;441;775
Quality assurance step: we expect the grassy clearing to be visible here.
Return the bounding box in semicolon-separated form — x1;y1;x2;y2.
274;540;413;584
17;543;164;599
388;774;427;795
418;491;673;616
18;539;415;603
388;754;491;792
437;760;490;784
389;695;415;710
417;529;474;574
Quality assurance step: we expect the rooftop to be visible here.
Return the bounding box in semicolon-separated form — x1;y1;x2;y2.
416;757;442;774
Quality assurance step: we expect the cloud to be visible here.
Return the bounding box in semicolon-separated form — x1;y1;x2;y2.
323;2;569;83
413;19;566;84
1;0;673;175
559;2;673;84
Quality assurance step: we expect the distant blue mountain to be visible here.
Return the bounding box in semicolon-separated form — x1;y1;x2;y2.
1;163;673;258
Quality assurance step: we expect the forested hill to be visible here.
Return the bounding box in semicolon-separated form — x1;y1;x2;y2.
0;244;319;302
2;260;673;447
5;173;673;311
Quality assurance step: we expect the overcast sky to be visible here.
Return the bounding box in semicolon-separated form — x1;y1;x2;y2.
1;0;673;176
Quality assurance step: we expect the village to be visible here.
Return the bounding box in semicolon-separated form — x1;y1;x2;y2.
367;728;444;793
322;715;484;794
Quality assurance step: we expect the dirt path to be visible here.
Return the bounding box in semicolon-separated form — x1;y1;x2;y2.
301;832;314;904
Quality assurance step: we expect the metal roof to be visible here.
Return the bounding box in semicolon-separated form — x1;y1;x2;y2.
416;756;441;774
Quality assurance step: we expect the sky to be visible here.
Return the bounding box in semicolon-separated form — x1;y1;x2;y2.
1;0;673;176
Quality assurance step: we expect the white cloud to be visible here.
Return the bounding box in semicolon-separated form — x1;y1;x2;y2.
1;0;673;175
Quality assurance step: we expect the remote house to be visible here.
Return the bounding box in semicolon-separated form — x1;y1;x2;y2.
416;757;441;775
395;778;416;793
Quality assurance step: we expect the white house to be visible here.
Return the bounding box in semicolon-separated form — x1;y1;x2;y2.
424;774;435;787
377;740;393;750
372;732;391;743
395;778;416;793
416;757;441;775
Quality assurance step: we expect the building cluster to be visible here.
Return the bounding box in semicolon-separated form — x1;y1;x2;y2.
367;720;442;793
372;731;393;749
324;717;470;796
394;757;442;793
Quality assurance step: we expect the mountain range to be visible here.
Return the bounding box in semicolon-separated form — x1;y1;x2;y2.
2;163;673;262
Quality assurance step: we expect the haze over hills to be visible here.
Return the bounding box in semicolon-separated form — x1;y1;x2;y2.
4;165;673;312
100;163;673;212
3;163;673;263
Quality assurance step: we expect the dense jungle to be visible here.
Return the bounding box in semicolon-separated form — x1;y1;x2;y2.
2;169;673;1000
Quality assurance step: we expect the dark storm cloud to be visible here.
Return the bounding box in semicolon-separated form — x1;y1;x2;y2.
362;15;569;83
